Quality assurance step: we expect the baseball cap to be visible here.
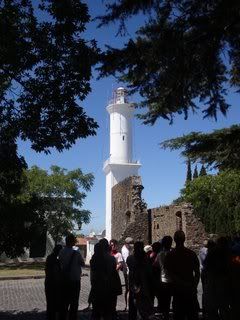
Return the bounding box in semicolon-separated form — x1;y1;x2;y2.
144;245;152;253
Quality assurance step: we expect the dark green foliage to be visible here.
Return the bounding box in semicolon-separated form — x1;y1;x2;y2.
0;0;99;153
199;165;207;176
24;165;94;243
161;125;240;170
0;196;39;258
182;171;240;235
0;137;31;257
186;159;192;183
98;0;240;123
0;138;26;200
0;1;99;256
193;166;198;179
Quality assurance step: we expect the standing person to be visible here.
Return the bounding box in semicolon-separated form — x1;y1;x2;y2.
156;236;173;320
150;242;161;265
150;242;162;310
90;239;122;320
199;239;215;317
59;234;85;320
127;241;154;320
203;237;233;320
165;231;200;320
231;235;240;320
45;244;63;320
109;239;124;316
121;237;134;311
110;239;124;271
199;240;208;270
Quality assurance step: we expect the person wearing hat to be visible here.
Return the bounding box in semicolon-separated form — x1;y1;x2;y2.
121;237;134;310
144;245;153;259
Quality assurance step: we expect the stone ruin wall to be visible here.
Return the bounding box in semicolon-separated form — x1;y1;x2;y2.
111;176;149;244
150;204;209;251
111;176;209;251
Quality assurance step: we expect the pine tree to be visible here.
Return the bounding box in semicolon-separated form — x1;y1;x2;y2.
199;165;207;176
98;0;240;123
193;166;199;179
186;159;192;183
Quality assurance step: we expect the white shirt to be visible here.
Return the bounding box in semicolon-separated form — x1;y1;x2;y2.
158;251;172;283
121;245;129;262
113;252;123;264
121;245;130;274
59;247;85;281
199;247;208;270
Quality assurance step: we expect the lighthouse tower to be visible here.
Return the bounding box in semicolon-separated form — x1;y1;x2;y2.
103;87;141;240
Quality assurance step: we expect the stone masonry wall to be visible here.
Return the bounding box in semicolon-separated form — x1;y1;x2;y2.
151;203;209;251
111;176;149;244
111;177;209;250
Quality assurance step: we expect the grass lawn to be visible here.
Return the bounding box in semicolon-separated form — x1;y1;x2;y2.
0;262;45;278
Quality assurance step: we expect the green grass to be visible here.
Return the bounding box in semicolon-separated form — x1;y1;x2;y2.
0;262;45;277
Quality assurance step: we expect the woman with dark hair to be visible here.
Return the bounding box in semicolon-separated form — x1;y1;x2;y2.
90;240;122;320
127;241;154;320
110;239;124;271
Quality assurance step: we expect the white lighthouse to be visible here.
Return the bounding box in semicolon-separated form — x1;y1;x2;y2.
103;87;141;240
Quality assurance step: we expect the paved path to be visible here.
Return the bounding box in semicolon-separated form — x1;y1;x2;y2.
0;268;126;319
0;268;202;319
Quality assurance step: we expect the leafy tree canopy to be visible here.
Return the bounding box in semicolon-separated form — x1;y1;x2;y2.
161;125;240;170
0;0;99;153
98;0;240;124
182;170;240;235
0;165;94;256
23;165;94;242
0;137;31;257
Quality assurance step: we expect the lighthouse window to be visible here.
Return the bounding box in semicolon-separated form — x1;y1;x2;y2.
122;135;125;141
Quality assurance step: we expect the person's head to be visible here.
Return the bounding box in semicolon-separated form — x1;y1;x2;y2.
151;241;162;254
216;236;229;249
53;244;62;256
65;234;76;247
110;239;118;251
125;237;134;249
99;238;110;253
144;245;152;256
94;242;102;255
134;241;145;260
207;239;216;250
174;230;185;246
162;236;173;251
203;240;208;248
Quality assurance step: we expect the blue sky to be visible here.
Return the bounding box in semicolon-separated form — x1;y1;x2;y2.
18;1;240;234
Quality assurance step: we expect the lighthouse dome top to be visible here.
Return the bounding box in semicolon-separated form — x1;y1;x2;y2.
113;87;128;104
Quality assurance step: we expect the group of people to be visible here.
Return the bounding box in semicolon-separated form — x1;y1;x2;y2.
45;231;240;320
91;231;200;320
45;234;85;320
